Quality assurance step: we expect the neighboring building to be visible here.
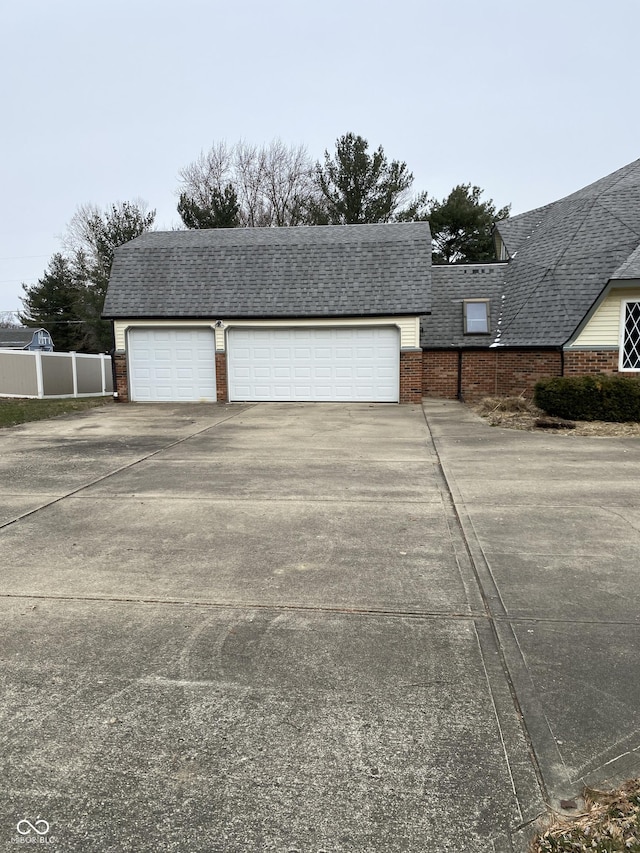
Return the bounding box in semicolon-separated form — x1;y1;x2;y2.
0;328;54;352
103;159;640;404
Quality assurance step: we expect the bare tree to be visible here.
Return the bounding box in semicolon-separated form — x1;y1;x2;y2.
235;140;270;226
263;139;316;226
0;310;20;328
60;200;156;350
62;199;155;258
177;139;317;228
178;142;235;209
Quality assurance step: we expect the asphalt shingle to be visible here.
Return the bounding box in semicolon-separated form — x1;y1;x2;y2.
493;159;640;347
421;264;507;348
102;223;432;319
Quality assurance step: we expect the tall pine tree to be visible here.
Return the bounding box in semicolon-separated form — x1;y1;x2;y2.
312;133;414;224
20;254;85;351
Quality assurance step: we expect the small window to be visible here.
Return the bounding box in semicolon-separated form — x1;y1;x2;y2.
463;300;490;334
620;301;640;370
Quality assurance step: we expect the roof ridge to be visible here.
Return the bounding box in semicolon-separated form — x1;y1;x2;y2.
594;197;640;240
495;193;604;344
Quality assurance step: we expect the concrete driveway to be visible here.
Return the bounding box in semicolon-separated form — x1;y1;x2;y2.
0;401;638;852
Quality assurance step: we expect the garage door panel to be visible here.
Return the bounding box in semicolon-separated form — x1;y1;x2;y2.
228;327;398;402
129;328;216;402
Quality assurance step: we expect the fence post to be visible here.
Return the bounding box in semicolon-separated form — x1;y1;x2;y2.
71;351;78;397
101;354;107;394
34;351;44;398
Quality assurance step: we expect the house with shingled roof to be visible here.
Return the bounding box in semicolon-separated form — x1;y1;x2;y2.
103;160;640;404
0;328;54;352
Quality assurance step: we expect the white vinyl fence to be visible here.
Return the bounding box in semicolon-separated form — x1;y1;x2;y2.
0;350;113;398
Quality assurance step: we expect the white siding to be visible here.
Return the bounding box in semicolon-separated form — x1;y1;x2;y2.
114;317;420;352
570;285;640;347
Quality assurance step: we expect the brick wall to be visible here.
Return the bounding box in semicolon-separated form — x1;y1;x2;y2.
422;348;563;401
422;350;459;398
496;349;562;397
460;350;497;401
215;351;228;402
113;351;129;402
564;349;620;374
399;349;423;403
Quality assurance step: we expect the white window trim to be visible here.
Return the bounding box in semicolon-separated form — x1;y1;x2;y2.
619;299;640;371
463;299;490;335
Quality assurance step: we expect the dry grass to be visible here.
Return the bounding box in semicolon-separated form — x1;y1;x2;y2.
0;397;111;428
474;397;640;437
530;779;640;852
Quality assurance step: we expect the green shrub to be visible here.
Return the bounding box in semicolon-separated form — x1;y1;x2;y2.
534;375;640;422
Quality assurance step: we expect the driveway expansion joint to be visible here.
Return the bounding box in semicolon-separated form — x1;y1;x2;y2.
0;405;252;533
422;403;565;814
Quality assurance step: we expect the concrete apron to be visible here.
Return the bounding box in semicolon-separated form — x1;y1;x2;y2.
424;400;640;804
2;399;635;851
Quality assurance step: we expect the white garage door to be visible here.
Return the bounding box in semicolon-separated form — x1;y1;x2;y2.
228;326;399;402
128;328;216;402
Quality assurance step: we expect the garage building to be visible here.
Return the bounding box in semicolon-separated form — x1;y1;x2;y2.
103;223;431;404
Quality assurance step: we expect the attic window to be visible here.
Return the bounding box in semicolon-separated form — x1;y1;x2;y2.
620;301;640;370
463;300;490;334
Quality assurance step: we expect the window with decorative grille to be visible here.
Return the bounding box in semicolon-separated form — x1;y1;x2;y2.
621;301;640;369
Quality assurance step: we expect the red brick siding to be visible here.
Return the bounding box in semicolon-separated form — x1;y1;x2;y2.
399;349;423;403
113;351;129;402
564;349;620;375
215;351;228;402
496;350;562;397
422;348;563;402
422;350;459;398
460;350;497;401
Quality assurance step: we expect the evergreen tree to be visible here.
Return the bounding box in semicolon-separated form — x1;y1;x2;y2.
19;254;85;351
312;133;414;224
177;184;240;228
425;184;510;264
65;201;156;350
22;201;155;353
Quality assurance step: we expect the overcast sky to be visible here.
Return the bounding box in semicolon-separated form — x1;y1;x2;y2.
1;0;639;316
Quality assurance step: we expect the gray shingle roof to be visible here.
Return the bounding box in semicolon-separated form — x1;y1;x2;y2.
0;328;32;347
103;223;432;319
495;203;555;257
493;159;640;347
0;328;45;348
420;264;507;348
611;243;640;280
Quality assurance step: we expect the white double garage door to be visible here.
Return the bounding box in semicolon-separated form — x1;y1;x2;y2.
128;326;400;403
